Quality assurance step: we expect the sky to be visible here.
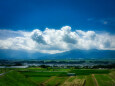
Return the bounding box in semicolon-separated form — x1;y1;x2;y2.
0;0;115;54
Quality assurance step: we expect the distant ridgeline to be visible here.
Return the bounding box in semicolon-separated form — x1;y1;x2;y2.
0;49;115;60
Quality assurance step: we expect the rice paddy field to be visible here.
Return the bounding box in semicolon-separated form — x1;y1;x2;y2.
0;68;115;86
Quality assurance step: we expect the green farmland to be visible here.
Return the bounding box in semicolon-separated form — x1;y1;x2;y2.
95;74;115;86
0;68;115;86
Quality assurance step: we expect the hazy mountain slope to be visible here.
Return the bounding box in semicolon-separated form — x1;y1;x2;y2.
0;49;49;60
0;49;115;60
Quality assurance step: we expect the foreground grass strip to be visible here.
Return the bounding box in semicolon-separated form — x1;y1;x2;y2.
0;71;36;86
95;74;115;86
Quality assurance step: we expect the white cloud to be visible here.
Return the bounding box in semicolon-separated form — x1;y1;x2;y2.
0;26;115;54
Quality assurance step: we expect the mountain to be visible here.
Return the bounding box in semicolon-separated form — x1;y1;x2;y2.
49;49;115;60
0;49;49;60
0;49;115;60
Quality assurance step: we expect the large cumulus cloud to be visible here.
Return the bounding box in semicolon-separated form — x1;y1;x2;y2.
0;26;115;54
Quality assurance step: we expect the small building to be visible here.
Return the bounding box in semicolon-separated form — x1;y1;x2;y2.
67;73;76;76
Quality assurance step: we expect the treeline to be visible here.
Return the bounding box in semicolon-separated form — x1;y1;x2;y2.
89;61;109;64
93;64;115;69
38;63;115;69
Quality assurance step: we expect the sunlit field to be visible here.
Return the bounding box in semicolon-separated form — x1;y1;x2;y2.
0;68;115;86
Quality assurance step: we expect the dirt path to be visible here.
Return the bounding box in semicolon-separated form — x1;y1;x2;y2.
0;71;12;76
92;74;99;86
0;73;5;76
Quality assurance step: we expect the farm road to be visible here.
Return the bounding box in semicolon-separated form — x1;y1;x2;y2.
0;70;12;76
92;74;99;86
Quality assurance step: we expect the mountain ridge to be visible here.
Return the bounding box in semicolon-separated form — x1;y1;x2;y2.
0;49;115;60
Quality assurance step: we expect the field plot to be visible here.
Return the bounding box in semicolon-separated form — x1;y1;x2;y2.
95;74;115;86
109;70;115;80
21;71;67;77
18;68;71;72
1;68;114;86
21;71;68;86
16;68;49;72
52;68;70;72
70;69;110;75
61;76;85;86
44;76;68;86
0;71;36;86
19;69;113;86
29;76;50;85
85;75;96;86
26;68;49;71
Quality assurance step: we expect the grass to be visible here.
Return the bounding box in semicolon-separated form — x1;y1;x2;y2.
29;76;50;85
17;67;70;72
109;70;115;80
45;76;67;86
70;69;110;75
21;71;67;77
95;74;115;86
68;76;76;82
85;75;96;86
77;75;85;79
0;68;115;86
20;69;113;86
0;71;36;86
52;68;70;72
0;68;11;73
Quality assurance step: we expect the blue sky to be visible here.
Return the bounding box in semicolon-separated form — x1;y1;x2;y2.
0;0;115;55
0;0;115;33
